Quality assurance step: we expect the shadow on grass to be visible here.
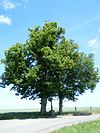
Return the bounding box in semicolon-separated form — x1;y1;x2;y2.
0;112;56;120
73;111;92;116
57;111;92;116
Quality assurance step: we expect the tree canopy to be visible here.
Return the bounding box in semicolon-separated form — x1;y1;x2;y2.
1;22;100;114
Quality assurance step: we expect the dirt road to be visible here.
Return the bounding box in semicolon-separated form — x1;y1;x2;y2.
0;114;100;133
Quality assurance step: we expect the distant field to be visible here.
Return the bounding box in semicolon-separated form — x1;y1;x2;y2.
52;119;100;133
0;109;39;113
62;107;100;114
0;107;100;114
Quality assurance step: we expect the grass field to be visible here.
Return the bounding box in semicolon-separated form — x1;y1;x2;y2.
52;119;100;133
0;107;100;120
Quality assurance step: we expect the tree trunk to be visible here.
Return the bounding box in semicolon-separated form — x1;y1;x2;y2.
51;98;53;111
59;97;63;115
40;97;47;114
50;98;55;116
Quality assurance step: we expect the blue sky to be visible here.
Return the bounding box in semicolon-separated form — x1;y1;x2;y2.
0;0;100;109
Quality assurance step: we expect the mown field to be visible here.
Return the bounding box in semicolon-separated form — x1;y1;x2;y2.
52;119;100;133
0;107;100;113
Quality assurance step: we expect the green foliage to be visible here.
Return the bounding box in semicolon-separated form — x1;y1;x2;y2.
1;21;100;106
58;52;100;101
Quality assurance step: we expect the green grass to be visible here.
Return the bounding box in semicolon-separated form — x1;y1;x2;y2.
52;119;100;133
0;111;56;120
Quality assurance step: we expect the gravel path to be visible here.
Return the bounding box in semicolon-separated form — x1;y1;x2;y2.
0;114;100;133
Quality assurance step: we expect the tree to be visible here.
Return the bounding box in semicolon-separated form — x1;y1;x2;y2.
58;52;100;114
1;22;99;114
1;22;74;113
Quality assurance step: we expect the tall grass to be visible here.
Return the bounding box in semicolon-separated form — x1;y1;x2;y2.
52;119;100;133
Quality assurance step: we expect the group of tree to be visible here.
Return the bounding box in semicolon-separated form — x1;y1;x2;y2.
0;22;100;114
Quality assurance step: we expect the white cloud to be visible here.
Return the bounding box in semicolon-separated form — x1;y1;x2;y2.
88;38;97;47
24;0;28;3
16;0;29;9
2;0;16;10
0;0;29;10
98;28;100;31
0;15;12;25
70;15;100;31
88;37;100;56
